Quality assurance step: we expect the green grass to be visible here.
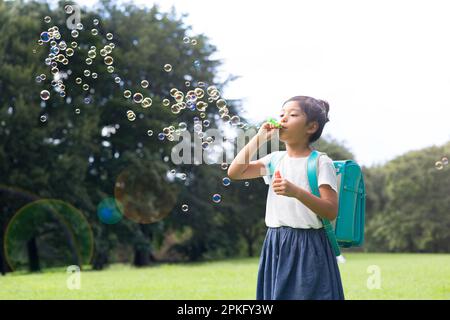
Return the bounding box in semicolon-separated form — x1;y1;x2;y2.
1;253;450;299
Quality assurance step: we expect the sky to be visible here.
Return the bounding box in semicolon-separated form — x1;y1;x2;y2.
74;0;450;166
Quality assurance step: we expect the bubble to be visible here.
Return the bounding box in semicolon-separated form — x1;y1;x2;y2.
203;120;210;127
71;41;78;48
183;36;190;43
141;80;149;88
141;97;152;108
104;56;114;65
171;104;181;114
185;81;191;87
82;84;89;91
202;142;209;150
66;48;74;56
245;181;250;187
194;123;202;133
40;115;47;122
93;18;99;25
194;60;201;68
127;110;136;121
40;32;50;42
44;16;51;23
221;163;228;170
191;39;197;45
76;23;83;30
216;99;227;109
85;58;93;65
92;73;98;79
40;90;50;101
100;49;107;56
230;115;240;125
107;66;114;73
222;177;231;186
442;156;448;166
147;130;153;136
435;161;443;170
65;5;74;14
181;204;189;212
114;76;121;84
91;29;98;36
179;122;187;131
124;90;132;98
97;197;123;224
133;93;143;104
194;88;205;99
88;50;96;58
164;64;172;72
75;77;82;84
196;101;208;112
84;69;91;77
212;194;222;203
71;30;79;38
75;108;80;114
158;133;165;141
106;33;114;40
180;173;187;180
198;81;206;87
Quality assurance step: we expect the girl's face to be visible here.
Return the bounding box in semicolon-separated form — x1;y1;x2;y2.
278;101;318;144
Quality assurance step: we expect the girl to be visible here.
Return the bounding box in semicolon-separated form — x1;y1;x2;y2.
227;96;344;300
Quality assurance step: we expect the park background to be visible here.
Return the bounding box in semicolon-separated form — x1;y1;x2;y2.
0;0;449;299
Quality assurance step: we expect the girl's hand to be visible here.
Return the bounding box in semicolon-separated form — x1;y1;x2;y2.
257;122;279;142
272;176;298;198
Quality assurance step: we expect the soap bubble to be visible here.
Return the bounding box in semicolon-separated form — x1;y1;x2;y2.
92;73;98;79
75;77;82;84
127;110;136;121
40;32;50;42
191;39;197;45
44;16;51;23
93;18;99;25
141;97;152;108
71;30;79;38
194;60;201;68
40;115;47;122
179;122;187;131
163;64;172;72
181;204;189;212
133;93;143;104
442;156;448;166
222;177;231;186
97;197;123;224
84;69;91;77
104;56;114;65
82;84;89;91
202;142;209;150
40;90;50;101
147;130;153;136
196;101;208;112
230;115;240;125
216;99;227;109
245;181;250;187
114;76;121;84
435;161;443;170
106;33;114;40
203;120;210;127
162;99;170;106
221;163;228;170
66;48;74;56
76;23;83;30
212;194;221;203
107;66;114;73
123;90;132;99
185;81;191;87
158;133;165;141
183;36;190;43
75;108;80;114
141;80;149;88
85;58;93;65
64;5;74;14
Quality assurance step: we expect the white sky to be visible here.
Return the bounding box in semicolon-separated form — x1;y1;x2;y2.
74;0;450;166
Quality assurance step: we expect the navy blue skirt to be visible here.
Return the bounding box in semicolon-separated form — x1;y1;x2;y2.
256;226;345;300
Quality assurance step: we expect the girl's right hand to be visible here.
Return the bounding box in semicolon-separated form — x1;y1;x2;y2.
257;122;279;141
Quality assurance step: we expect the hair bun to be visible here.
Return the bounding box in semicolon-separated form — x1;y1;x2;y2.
318;99;330;122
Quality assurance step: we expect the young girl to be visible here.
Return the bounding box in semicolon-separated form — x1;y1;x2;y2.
228;96;344;300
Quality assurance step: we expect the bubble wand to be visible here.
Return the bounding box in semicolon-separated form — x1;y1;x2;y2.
267;117;283;129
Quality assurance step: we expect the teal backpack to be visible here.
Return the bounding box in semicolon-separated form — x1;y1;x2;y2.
265;150;366;258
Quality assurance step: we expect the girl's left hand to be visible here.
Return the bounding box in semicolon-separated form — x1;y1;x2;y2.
272;177;298;198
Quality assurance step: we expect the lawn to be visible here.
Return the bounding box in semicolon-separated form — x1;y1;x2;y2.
0;253;449;299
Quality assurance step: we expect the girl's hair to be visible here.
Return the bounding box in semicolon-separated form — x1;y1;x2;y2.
283;96;330;143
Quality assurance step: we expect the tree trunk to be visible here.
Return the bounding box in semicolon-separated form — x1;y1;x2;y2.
27;237;40;272
133;248;155;267
246;237;254;257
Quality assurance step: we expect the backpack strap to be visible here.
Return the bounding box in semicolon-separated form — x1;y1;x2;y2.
307;150;341;257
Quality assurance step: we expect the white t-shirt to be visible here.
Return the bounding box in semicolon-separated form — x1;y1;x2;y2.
259;151;338;229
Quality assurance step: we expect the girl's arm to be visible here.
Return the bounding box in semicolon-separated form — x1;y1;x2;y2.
227;122;278;180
